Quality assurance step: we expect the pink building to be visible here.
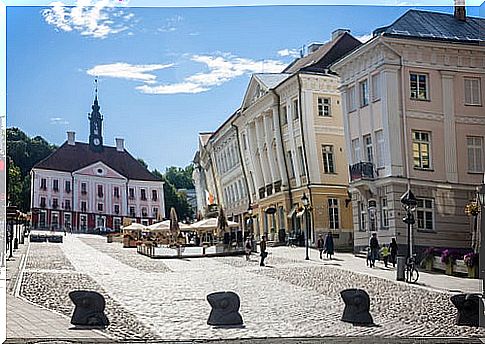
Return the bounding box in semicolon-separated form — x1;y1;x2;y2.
30;94;165;232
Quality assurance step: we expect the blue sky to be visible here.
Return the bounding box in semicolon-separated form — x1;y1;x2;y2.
6;1;483;172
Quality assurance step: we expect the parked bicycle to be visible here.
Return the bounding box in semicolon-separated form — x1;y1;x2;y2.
405;254;419;283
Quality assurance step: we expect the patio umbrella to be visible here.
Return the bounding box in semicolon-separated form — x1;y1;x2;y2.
144;221;170;232
122;222;146;231
169;207;181;241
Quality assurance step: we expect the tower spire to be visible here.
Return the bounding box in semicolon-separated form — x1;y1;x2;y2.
88;77;103;152
94;77;98;102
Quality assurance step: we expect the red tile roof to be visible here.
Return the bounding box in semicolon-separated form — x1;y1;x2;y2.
33;142;161;182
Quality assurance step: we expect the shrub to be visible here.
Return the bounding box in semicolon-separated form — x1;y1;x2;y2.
441;249;459;265
464;252;479;268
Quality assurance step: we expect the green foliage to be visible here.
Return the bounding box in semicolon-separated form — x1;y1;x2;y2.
6;127;56;211
164;164;194;189
137;158;149;169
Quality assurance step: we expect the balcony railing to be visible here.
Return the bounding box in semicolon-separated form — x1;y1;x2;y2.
349;162;375;182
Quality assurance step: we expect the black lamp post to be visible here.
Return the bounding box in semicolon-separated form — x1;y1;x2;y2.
301;193;310;261
477;176;485;327
400;189;417;261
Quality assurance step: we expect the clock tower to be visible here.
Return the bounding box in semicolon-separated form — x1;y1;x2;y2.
88;80;103;152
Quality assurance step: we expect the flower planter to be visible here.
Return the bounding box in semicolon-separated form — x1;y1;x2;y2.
467;265;478;278
445;263;454;275
433;256;446;271
454;259;468;275
424;259;433;271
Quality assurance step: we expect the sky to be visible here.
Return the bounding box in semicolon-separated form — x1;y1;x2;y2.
6;1;484;172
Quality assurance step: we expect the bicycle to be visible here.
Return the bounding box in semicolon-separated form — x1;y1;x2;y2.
405;254;419;283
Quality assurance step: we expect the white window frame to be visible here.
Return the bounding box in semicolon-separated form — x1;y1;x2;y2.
287;151;296;178
375;130;385;168
317;97;331;117
322;145;335;174
293;99;299;120
360;79;369;107
371;73;380;101
412;131;432;169
364;134;373;163
380;197;389;229
416;198;434;231
351;138;361;164
298;146;306;176
410;73;429;100
328;198;339;229
281;104;288;125
81;201;87;212
464;77;481;106
347;86;356;112
467;136;484;173
79;214;87;231
39;210;47;228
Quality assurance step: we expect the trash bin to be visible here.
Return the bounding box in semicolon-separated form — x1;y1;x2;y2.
396;256;406;281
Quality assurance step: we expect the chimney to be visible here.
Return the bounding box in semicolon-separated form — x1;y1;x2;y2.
67;131;75;145
115;138;124;152
332;28;351;41
454;0;466;21
307;42;324;54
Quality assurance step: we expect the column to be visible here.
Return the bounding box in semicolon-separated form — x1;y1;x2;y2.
441;71;458;183
272;105;287;186
247;122;265;191
263;112;278;183
255;117;271;186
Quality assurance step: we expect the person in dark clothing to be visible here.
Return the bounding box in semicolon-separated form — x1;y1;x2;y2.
390;238;398;267
324;231;335;260
317;234;325;260
369;233;379;268
259;235;267;266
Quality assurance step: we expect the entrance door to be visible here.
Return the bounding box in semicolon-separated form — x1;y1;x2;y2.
80;214;87;232
96;215;106;228
64;213;71;231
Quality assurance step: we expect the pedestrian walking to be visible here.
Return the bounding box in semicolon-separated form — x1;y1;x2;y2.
324;231;335;260
259;235;268;266
369;233;380;268
63;227;67;236
244;237;252;261
390;238;398;267
317;234;325;259
380;244;390;268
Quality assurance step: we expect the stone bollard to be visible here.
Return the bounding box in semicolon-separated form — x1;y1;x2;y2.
69;291;110;329
340;288;374;325
450;293;481;327
207;291;243;326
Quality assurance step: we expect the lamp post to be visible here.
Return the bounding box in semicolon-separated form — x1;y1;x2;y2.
301;193;310;261
477;175;485;327
400;189;417;260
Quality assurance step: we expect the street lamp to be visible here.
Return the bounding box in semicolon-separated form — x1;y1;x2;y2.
301;193;310;261
477;175;485;327
400;189;417;261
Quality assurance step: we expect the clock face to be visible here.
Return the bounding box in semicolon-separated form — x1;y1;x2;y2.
93;138;101;146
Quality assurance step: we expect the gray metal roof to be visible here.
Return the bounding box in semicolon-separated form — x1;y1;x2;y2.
254;73;291;89
373;9;484;44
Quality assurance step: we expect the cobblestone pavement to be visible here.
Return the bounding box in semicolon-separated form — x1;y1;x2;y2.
20;241;158;340
78;236;171;273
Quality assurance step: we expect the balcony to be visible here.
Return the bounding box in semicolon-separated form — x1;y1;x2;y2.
349;162;375;182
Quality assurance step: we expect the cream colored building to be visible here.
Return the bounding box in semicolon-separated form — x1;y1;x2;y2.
332;8;485;253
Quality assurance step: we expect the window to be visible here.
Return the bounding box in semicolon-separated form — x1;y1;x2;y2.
64;200;71;210
242;134;247;150
53;179;59;192
129;206;136;217
360;79;369;107
153;207;159;219
359;202;366;232
141;189;147;201
40;197;46;208
413;131;431;169
464;78;481;105
97;185;103;198
114;187;120;198
39;210;47;228
81;201;87;212
351;138;360;163
51;212;59;228
114;204;120;214
297;146;306;176
152;190;158;201
410;73;428;100
40;178;47;190
293;99;299;120
416;198;434;231
328;198;339;229
318;97;331;117
287;151;296;178
80;214;87;231
129;188;135;199
81;183;87;195
65;181;71;193
381;197;389;229
467;136;483;172
52;198;59;209
322;145;335;174
97;203;103;212
372;74;380;101
114;218;121;230
347;86;356;111
142;207;148;217
375;130;385;168
364;135;373;163
281;105;288;125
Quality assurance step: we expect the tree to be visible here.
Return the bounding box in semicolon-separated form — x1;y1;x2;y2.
164;164;195;189
152;169;194;220
7;158;22;207
137;158;149;169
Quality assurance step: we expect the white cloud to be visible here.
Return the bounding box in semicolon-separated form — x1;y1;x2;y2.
356;34;374;43
137;53;286;95
87;63;174;83
158;14;183;33
277;48;300;58
50;117;69;125
42;0;134;39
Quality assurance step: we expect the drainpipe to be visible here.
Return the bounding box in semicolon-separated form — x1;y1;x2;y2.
270;89;293;209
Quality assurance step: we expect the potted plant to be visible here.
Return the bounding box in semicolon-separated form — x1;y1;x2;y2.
464;252;479;278
441;249;457;275
421;247;435;271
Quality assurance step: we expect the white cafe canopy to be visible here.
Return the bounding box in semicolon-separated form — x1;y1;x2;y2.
122;222;146;231
144;220;193;232
190;218;239;231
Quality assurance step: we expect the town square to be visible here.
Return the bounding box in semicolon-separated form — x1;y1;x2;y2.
2;0;485;343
